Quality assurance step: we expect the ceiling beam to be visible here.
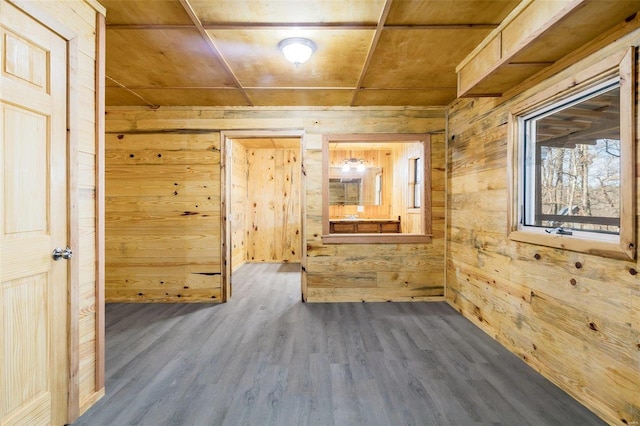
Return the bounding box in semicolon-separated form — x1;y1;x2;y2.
178;0;253;106
349;0;394;107
203;22;377;30
203;23;498;30
105;24;194;30
385;24;499;30
106;23;499;31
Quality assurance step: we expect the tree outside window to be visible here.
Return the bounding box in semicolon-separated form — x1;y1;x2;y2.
523;82;621;235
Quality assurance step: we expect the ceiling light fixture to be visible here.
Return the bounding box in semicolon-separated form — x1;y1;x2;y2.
341;158;366;172
278;37;316;65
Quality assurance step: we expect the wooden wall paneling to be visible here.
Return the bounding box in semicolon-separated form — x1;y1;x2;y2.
275;147;287;248
276;150;291;259
106;265;221;297
391;141;424;233
430;135;446;241
276;149;302;262
305;216;446;302
67;33;82;424
75;2;104;417
381;148;393;220
103;107;444;134
230;140;248;271
105;108;446;303
245;148;301;263
221;132;230;304
94;8;106;400
447;22;640;424
391;145;405;222
246;149;274;262
303;144;324;284
300;133;311;301
105;132;222;302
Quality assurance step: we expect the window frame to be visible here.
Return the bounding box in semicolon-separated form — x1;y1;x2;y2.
408;157;422;209
522;77;621;237
322;133;432;244
507;48;635;260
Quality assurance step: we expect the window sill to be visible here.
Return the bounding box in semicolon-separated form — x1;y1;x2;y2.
508;230;634;260
407;208;421;214
322;234;432;244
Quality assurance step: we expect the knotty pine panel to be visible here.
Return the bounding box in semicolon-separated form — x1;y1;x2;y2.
245;148;301;263
106;288;222;303
105;132;221;302
230;140;247;270
104;108;445;134
305;286;443;302
106;264;221;291
447;25;640;425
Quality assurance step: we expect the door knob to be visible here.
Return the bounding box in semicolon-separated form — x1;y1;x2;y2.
52;246;73;261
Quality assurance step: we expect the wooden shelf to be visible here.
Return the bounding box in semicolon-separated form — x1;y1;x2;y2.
456;0;640;97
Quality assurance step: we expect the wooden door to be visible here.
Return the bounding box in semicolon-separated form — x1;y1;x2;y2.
1;1;69;425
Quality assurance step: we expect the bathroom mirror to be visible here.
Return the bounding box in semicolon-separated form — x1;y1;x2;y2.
328;167;382;206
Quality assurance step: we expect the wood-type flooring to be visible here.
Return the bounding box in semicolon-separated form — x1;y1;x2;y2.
74;263;604;426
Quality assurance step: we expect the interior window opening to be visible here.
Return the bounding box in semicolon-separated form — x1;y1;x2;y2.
322;134;432;244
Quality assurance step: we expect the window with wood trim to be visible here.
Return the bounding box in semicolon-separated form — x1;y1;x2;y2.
508;48;635;259
409;157;422;209
322;134;432;244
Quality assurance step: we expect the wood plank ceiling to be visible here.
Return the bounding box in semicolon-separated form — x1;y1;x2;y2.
101;0;520;107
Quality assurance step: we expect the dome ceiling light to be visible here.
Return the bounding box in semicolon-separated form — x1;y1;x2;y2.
278;37;316;65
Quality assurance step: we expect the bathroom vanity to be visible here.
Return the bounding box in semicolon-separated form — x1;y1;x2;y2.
329;218;401;234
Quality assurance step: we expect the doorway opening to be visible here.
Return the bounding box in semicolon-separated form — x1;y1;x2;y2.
221;131;305;301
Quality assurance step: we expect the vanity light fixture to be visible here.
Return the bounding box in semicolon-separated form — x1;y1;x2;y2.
278;37;316;65
341;158;366;172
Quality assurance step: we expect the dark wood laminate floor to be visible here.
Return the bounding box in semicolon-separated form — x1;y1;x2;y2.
74;263;604;426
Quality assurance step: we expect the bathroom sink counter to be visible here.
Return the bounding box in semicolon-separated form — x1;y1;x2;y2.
329;218;400;233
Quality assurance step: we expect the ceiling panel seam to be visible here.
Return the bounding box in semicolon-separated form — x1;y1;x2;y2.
179;0;253;106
